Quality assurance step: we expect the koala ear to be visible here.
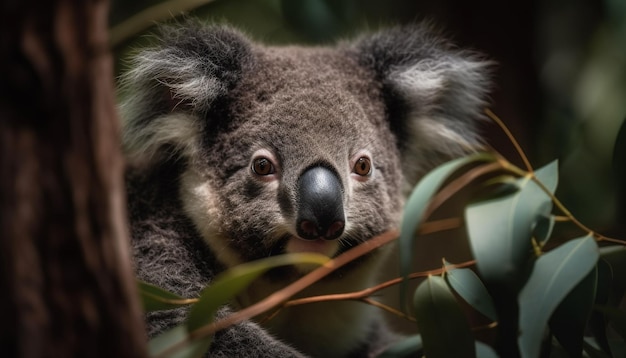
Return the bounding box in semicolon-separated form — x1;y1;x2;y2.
119;22;253;167
354;24;492;181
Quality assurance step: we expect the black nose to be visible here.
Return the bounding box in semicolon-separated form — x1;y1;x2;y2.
296;166;345;240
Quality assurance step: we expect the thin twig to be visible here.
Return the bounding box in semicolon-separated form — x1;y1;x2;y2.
553;215;571;222
361;298;416;322
418;217;463;235
485;108;534;173
480;143;625;246
472;321;498;332
142;293;198;306
527;172;624;244
597;237;626;245
279;260;477;314
425;161;504;220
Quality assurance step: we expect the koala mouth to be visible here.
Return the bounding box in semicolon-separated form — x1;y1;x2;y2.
285;236;339;258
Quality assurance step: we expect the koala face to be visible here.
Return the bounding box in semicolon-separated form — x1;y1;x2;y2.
121;22;490;274
180;46;406;269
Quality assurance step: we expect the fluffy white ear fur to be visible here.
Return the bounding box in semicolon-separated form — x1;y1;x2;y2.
118;48;224;168
389;55;491;185
120;112;202;168
118;24;253;168
124;50;228;110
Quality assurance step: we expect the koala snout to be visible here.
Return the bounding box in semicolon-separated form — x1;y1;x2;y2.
296;166;345;240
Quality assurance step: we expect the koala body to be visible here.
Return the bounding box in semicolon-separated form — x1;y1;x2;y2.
121;21;490;357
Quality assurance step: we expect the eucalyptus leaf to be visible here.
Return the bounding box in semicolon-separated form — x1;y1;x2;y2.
599;245;626;297
588;246;626;356
187;253;329;332
608;339;626;358
583;337;612;358
533;160;559;194
518;235;599;358
475;341;499;358
466;160;559;288
534;214;555;245
400;153;495;304
549;266;597;357
600;243;626;261
148;326;212;358
138;280;190;312
594;305;626;341
476;174;521;201
149;253;329;358
377;335;422;358
414;275;476;358
588;259;614;355
445;262;497;321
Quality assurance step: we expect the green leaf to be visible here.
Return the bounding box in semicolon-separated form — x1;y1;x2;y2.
148;326;212;358
598;245;626;256
187;253;329;332
475;341;499;358
594;305;626;341
588;259;614;355
608;340;626;358
400;153;496;304
600;245;626;297
476;174;521;201
588;245;626;356
377;335;422;358
149;253;329;358
138;280;190;312
445;262;497;321
533;160;559;194
414;275;476;358
465;160;559;288
549;265;597;357
534;214;555;244
518;235;599;358
583;337;612;358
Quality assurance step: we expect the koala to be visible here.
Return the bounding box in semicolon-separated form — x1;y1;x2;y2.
120;20;490;358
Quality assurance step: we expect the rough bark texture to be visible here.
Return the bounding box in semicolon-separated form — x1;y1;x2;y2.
0;1;147;357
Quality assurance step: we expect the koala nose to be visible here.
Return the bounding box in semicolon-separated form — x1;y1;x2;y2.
296;166;345;240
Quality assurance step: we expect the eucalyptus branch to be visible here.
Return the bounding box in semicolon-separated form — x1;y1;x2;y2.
485;108;534;173
417;217;463;235
472;321;499;332
276;260;477;320
486;109;625;246
506;159;625;245
530;175;625;244
144;293;198;306
184;230;399;346
425;161;504;220
553;215;572;222
361;298;417;322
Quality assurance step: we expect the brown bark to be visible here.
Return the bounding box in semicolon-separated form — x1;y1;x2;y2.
0;1;147;357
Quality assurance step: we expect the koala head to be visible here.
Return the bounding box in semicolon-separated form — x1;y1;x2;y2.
120;21;490;272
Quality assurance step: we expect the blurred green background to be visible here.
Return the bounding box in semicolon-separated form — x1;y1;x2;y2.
110;0;626;240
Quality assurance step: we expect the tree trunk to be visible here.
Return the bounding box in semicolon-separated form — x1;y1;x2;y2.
0;1;147;357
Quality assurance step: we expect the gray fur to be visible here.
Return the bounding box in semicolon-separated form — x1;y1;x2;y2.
121;20;491;357
353;23;492;185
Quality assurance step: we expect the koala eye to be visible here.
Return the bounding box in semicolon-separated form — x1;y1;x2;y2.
252;157;275;176
353;157;372;176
